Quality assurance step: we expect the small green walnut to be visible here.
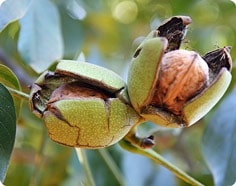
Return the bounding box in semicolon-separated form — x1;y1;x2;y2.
127;16;232;128
29;60;141;148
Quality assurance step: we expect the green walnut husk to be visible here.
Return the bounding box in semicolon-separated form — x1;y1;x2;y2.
29;60;141;148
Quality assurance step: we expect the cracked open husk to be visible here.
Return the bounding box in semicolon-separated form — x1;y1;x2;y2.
127;16;232;128
29;60;141;148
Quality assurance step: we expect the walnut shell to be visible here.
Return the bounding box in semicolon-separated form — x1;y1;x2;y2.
151;50;209;115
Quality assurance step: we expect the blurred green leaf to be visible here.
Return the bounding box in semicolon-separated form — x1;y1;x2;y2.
63;0;87;20
86;146;123;186
122;149;156;185
0;64;22;119
18;0;63;73
202;87;236;186
0;0;31;32
59;6;85;58
0;83;16;182
61;149;85;186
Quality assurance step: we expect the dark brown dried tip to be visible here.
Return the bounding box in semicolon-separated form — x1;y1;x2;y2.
140;135;155;149
156;16;192;52
202;46;232;76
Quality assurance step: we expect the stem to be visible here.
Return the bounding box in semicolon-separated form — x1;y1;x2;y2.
98;149;127;186
75;148;95;186
6;86;29;101
119;140;204;186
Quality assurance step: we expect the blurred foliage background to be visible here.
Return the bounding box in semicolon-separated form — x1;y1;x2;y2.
0;0;236;185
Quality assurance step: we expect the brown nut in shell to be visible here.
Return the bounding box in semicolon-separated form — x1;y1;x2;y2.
151;50;209;115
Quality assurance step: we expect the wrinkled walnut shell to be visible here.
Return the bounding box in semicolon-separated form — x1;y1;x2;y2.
151;50;209;115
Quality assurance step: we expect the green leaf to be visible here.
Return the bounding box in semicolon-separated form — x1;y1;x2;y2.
202;88;236;186
0;0;31;32
63;0;86;20
86;147;123;186
59;7;85;58
0;83;16;182
0;64;22;119
18;0;63;73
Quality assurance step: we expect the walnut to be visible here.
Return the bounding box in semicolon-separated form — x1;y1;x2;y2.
151;50;209;115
